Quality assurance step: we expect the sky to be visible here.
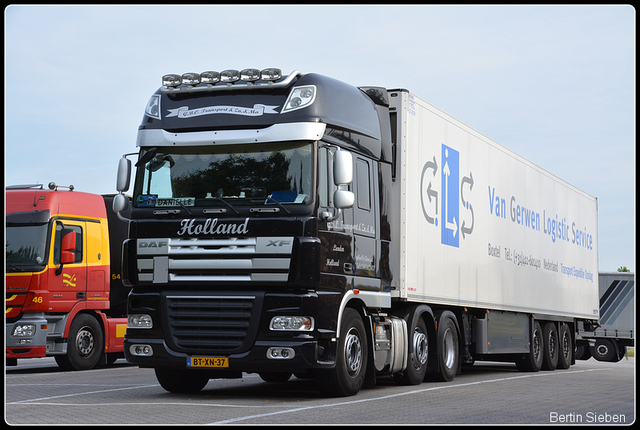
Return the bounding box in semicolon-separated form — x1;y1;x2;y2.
4;5;635;272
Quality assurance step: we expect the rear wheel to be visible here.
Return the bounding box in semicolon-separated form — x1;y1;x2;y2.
315;308;368;397
430;314;458;382
557;323;572;369
155;368;209;393
541;322;559;370
516;320;543;372
396;316;429;385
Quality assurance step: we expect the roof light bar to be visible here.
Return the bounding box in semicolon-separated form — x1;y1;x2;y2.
220;69;240;83
181;72;200;86
161;68;299;93
240;68;261;82
201;71;220;84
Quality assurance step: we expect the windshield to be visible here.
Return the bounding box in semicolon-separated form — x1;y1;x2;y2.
133;141;314;209
5;224;48;265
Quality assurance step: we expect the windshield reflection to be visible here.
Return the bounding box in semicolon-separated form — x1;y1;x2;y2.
134;141;314;208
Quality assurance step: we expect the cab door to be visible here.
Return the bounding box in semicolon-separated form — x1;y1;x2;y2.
50;221;87;311
352;156;379;288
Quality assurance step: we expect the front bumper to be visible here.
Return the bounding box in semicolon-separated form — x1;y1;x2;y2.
124;337;336;373
6;314;48;359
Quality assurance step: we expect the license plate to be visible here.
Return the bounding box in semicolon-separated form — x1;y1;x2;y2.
187;356;229;368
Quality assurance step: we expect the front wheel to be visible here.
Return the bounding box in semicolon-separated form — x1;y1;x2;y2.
155;368;210;393
315;308;368;397
55;313;104;371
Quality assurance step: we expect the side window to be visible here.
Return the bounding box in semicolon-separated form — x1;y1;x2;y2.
53;224;83;264
319;147;329;207
356;159;371;211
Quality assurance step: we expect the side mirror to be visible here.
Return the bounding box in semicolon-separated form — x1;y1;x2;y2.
333;150;353;185
334;189;355;209
113;193;130;214
321;149;355;222
60;229;76;264
116;156;131;192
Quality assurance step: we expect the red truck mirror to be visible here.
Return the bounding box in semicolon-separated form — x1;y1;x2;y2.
60;229;76;265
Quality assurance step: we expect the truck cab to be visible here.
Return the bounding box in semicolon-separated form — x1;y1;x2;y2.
6;184;129;369
116;69;395;395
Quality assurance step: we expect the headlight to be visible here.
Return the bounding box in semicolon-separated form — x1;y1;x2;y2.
12;324;36;337
128;314;153;329
270;316;314;331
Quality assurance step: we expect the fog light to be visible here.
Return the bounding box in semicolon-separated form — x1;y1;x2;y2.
129;344;154;356
267;347;295;359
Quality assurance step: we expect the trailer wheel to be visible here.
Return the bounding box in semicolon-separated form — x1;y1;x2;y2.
431;314;458;382
556;323;572;369
396;316;429;385
516;320;543;372
55;313;104;371
590;339;617;362
315;308;368;397
541;322;559;371
155;368;209;393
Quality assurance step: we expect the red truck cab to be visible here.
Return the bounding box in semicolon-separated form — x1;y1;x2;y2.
6;183;130;370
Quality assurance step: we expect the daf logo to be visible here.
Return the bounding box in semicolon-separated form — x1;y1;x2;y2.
267;240;291;247
139;241;168;248
137;239;169;255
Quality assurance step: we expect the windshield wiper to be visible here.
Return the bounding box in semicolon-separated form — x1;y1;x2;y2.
208;197;240;214
263;196;291;214
174;199;192;216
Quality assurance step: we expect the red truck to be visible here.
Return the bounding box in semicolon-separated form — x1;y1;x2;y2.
6;183;130;370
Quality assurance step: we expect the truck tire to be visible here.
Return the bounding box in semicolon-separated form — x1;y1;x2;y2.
590;339;618;362
574;344;591;360
396;316;429;385
55;313;104;371
516;320;543;372
155;368;210;393
556;323;572;369
315;308;368;397
541;322;559;371
430;313;458;382
259;372;292;383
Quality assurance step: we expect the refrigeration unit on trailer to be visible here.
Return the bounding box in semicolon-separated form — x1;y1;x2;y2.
114;68;599;396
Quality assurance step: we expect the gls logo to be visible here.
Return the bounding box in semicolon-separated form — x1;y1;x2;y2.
421;144;475;248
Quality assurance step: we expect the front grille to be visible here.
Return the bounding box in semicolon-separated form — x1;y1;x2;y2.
136;236;293;284
163;293;263;354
